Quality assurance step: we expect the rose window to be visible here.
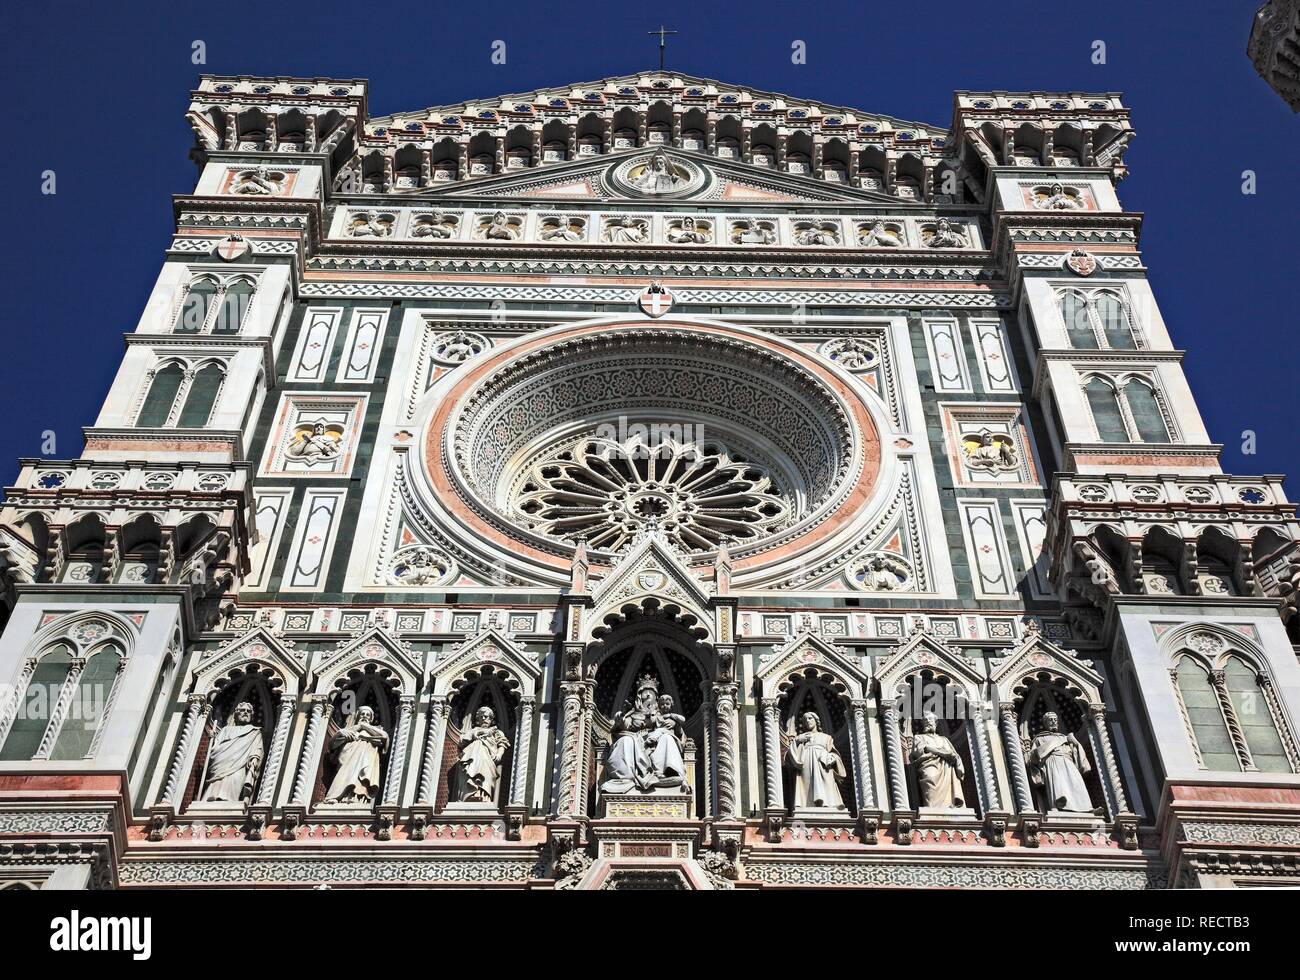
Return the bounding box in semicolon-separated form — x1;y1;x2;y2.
514;435;790;552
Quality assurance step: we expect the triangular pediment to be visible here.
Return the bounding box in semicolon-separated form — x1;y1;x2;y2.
311;626;423;696
989;625;1103;700
431;625;542;698
755;630;867;700
194;627;307;695
584;532;714;642
875;628;985;694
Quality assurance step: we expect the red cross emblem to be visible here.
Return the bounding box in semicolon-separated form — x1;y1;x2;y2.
215;236;250;261
637;282;674;318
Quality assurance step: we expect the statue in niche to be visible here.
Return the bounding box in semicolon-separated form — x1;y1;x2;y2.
453;706;511;804
630;147;685;194
479;211;520;240
604;215;649;244
908;711;965;808
286;421;341;464
199;701;264;804
732;221;775;245
324;705;389;805
411;212;455;238
785;711;846;810
1035;182;1084;210
858;221;903;247
667;216;710;244
600;674;687;793
1027;710;1096;813
925;218;968;248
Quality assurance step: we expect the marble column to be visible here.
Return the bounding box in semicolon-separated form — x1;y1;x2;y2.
848;699;876;810
382;695;415;806
0;657;38;746
255;696;298;807
969;708;1001;812
881;700;910;811
289;695;332;806
415;696;449;806
999;704;1034;813
555;681;589;817
711;683;740;820
509;696;535;807
1086;703;1131;818
160;694;211;807
1211;669;1257;771
759;698;784;812
33;658;85;759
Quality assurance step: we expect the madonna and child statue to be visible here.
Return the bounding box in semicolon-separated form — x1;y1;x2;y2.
600;673;690;800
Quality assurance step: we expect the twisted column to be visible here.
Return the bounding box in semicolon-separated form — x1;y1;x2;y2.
849;699;876;809
556;682;588;817
416;697;449;806
1000;704;1034;813
1211;670;1257;771
881;701;909;811
711;683;740;819
255;696;298;806
760;698;784;812
289;695;332;806
382;695;415;806
160;695;210;806
1087;704;1131;817
969;707;1001;812
34;659;86;759
0;658;38;746
509;697;535;807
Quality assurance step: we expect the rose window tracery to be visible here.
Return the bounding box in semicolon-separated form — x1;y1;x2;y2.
513;435;791;552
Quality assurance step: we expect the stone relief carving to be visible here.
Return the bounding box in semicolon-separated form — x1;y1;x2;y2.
410;212;457;238
1033;182;1085;210
793;222;841;246
387;545;454;587
538;216;586;242
431;329;490;365
323;706;389;805
785;712;846;810
198;702;264;805
666;216;712;244
908;711;964;808
849;553;913;592
962;429;1018;472
858;220;904;247
477;211;521;240
347;211;395;237
285;420;343;465
603;215;649;243
629;147;687;194
231;167;285;195
819;336;879;371
923;218;968;248
731;220;776;244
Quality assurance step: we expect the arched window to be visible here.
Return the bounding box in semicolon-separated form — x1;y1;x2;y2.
50;644;122;759
1123;378;1170;443
1175;658;1239;771
212;280;253;334
1084;377;1128;443
176;363;224;427
1223;657;1290;772
136;364;185;428
1061;292;1099;349
176;279;217;333
1094;293;1136;349
1059;290;1139;350
0;645;73;760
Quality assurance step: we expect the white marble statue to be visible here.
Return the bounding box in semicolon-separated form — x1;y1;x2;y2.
733;222;775;244
479;211;519;240
324;706;389;805
1027;711;1095;813
411;212;455;238
600;675;687;793
1036;182;1084;210
795;224;840;246
859;220;903;247
667;216;710;244
199;701;264;804
926;218;968;248
909;711;965;808
454;706;510;804
286;421;340;463
785;711;846;809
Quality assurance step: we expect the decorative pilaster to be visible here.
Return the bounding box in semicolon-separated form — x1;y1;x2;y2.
881;701;909;811
711;682;740;820
282;694;331;840
1257;674;1300;773
381;695;415;806
760;697;784;840
848;699;880;844
149;694;210;841
999;704;1034;813
969;708;1001;812
509;696;535;807
32;658;85;759
415;696;449;806
1087;703;1139;849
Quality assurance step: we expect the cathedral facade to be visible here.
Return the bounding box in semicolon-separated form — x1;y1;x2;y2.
1;72;1298;890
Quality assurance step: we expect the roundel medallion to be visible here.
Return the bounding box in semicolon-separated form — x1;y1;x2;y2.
637;282;675;318
214;235;251;261
1065;248;1098;276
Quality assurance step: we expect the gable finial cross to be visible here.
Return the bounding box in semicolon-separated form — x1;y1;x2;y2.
647;25;678;72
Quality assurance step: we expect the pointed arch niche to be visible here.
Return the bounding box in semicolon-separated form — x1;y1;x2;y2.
411;627;541;840
753;631;876;842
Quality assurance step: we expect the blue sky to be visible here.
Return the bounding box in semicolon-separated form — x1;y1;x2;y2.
0;0;1294;484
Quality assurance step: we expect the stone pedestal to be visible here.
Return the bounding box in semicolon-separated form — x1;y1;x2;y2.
598;790;692;820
